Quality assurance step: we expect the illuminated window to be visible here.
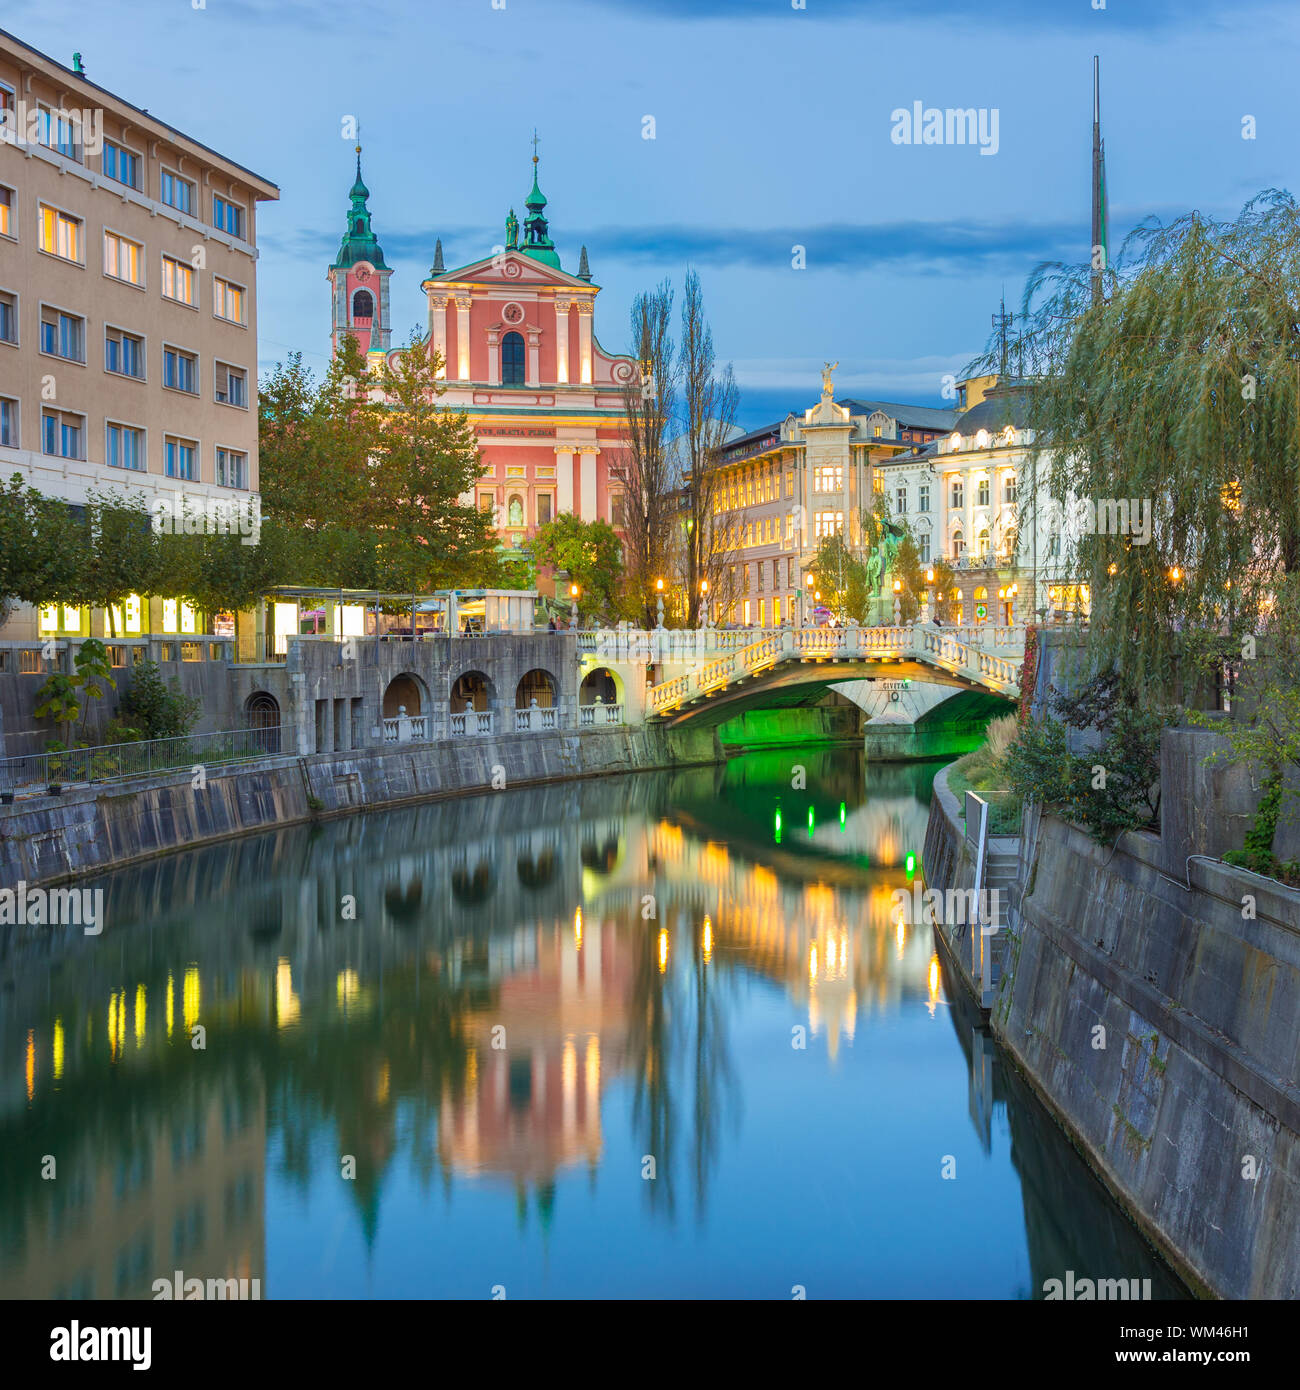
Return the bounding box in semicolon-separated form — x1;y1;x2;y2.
977;478;990;506
0;185;13;238
162;256;195;306
39;205;82;262
214;277;245;323
814;465;842;493
161;600;198;635
814;510;842;538
108;594;143;636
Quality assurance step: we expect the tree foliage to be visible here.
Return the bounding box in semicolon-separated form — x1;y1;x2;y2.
529;513;624;621
974;190;1300;692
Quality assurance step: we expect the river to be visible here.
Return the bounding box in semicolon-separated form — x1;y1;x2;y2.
0;747;1184;1299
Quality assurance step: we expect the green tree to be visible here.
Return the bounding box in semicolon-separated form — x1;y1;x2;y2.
33;638;116;745
118;659;201;740
978;190;1300;692
530;513;624;621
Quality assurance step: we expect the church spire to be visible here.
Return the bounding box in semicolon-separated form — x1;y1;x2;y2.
577;245;591;282
520;131;561;269
332;144;388;271
1091;55;1109;307
432;238;444;275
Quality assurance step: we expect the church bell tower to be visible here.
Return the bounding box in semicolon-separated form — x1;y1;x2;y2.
328;146;392;358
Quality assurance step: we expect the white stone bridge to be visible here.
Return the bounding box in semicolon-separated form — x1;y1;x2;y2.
577;623;1025;728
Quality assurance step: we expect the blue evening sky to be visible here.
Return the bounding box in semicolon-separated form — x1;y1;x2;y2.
7;0;1298;427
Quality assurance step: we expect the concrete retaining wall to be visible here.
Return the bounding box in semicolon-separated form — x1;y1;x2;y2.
0;723;720;890
992;815;1300;1299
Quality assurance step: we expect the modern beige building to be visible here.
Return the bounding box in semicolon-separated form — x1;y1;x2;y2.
0;29;278;642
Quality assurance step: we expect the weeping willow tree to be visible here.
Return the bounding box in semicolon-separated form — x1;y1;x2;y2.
971;189;1300;694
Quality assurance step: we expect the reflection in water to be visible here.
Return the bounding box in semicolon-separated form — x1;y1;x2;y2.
0;749;1184;1299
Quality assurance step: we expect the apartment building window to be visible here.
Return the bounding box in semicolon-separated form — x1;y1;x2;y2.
757;562;765;592
213;195;244;239
104;230;143;285
215;362;246;407
950;479;964;509
106;423;145;471
0;289;15;344
216;447;248;488
813;464;842;493
1004;474;1017;504
895;486;908;515
977;477;990;506
165;437;198;481
0;397;17;448
213;276;246;324
38;105;81;160
38;205;83;262
40;307;85;363
0;185;12;239
162;256;196;306
873;473;884;495
786;470;794;498
42;409;84;460
160;169;194;215
919;532;931;564
106;327;145;379
918;482;930;513
815;510;843;538
102;141;140;189
163;346;198;393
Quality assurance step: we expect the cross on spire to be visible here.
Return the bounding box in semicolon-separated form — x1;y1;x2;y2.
531;128;540;164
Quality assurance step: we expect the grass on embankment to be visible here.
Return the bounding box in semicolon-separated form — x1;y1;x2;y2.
947;714;1022;835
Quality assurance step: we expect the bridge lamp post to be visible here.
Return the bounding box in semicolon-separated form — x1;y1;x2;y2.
892;578;903;627
655;577;665;630
700;578;709;629
570;583;580;631
923;567;935;623
803;573;814;629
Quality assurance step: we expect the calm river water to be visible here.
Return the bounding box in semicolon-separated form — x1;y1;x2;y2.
0;747;1184;1299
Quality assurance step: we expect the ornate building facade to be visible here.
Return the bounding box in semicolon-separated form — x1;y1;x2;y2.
328;148;637;549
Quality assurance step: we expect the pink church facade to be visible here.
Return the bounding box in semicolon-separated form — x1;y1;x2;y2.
328;150;637;550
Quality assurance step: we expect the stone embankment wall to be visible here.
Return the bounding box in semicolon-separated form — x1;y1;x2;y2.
0;724;720;890
923;727;1300;1299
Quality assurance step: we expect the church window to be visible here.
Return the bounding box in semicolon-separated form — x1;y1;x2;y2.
508;495;524;527
352;289;373;320
501;331;526;386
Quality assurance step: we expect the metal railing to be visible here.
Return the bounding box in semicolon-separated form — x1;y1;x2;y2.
0;724;284;796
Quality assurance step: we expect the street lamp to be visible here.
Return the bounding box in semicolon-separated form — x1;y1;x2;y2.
569;582;580;631
655;577;665;629
892;577;902;626
700;578;710;628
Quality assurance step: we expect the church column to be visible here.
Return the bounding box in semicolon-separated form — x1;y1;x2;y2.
526;328;541;388
430;295;448;380
554;298;571;384
455;296;472;381
486;329;501;387
576;299;593;384
579;446;599;522
556;446;575;515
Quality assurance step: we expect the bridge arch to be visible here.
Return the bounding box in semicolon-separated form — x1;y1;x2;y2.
580;666;623;705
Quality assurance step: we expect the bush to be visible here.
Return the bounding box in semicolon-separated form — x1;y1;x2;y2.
117;660;201;740
1003;673;1174;845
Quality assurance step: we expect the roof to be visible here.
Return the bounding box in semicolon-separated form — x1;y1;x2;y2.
0;27;279;196
838;398;961;431
951;383;1032;436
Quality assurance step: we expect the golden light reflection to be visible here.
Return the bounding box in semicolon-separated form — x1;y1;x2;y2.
134;984;146;1049
657;928;669;973
896;919;906;959
377;1061;390;1105
927;954;941;1017
337;969;360;1012
182;966;201;1034
466;1045;478;1088
574;907;583;950
276;957;300;1030
52;1018;64;1081
809;943;819;981
25;1029;34;1102
166;972;174;1041
702;916;713;963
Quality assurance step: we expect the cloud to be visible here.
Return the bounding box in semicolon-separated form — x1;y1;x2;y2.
582;0;1253;31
